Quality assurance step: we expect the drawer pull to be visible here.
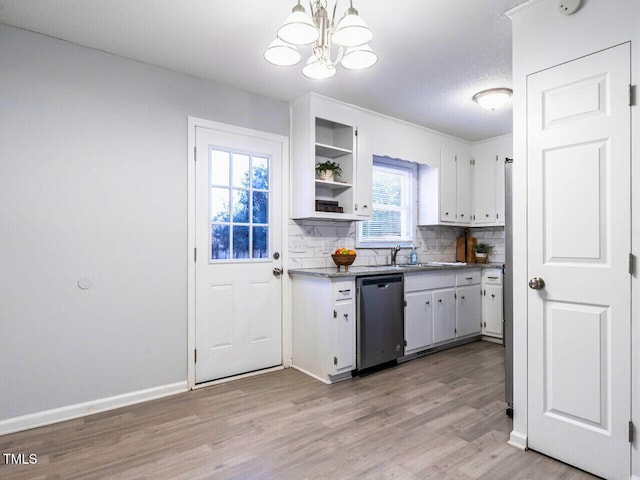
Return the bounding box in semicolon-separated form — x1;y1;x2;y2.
338;289;351;294
466;277;474;280
488;276;499;280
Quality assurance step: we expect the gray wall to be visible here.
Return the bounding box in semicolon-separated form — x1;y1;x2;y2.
0;24;289;420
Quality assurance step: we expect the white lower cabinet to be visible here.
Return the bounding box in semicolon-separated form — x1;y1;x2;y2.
481;268;503;339
456;284;482;337
433;288;457;343
291;276;356;383
404;269;482;355
404;290;434;355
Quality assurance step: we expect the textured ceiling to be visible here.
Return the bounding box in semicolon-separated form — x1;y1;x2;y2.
0;0;520;141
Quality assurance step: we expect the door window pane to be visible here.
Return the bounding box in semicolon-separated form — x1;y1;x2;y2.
252;157;269;189
232;189;250;223
253;191;268;224
209;148;271;261
253;227;268;258
211;187;230;222
211;225;230;259
232;226;250;259
232;153;250;188
211;150;230;186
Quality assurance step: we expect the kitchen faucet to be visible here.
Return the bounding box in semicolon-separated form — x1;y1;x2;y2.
390;245;401;265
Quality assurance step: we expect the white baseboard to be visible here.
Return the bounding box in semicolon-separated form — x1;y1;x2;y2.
0;381;188;436
508;430;528;450
291;365;331;384
631;476;640;480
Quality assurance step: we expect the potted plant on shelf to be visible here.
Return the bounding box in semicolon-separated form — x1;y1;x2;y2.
315;160;342;182
473;243;494;264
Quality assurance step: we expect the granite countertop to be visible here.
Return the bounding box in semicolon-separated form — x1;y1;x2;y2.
288;262;504;278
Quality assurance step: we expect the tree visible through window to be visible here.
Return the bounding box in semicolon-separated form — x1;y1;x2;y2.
358;159;414;246
209;149;269;260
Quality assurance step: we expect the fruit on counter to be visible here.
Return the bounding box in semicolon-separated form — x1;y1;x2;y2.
334;248;356;255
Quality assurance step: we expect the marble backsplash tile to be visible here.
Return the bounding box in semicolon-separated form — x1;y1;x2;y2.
288;221;505;269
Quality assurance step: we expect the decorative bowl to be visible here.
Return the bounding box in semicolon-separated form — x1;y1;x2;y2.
331;254;357;272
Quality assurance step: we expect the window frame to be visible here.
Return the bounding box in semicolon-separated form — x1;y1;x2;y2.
357;156;417;249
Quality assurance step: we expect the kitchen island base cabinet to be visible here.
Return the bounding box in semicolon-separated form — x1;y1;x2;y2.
291;275;356;383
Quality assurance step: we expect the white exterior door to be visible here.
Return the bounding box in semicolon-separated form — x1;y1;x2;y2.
527;44;631;480
194;126;283;383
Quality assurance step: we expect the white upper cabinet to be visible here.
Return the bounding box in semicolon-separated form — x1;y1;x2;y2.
290;94;371;220
418;148;472;226
473;153;498;224
470;136;512;226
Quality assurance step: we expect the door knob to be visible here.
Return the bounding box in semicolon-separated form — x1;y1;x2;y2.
528;277;545;290
273;267;283;277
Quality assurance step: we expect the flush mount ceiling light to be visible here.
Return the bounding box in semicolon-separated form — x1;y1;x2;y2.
264;0;377;80
472;88;513;111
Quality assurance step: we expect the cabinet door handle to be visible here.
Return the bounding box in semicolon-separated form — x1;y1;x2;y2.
426;301;430;305
461;296;465;300
338;289;351;294
460;214;465;217
488;276;499;279
466;277;473;280
344;313;349;319
491;294;495;298
438;299;442;303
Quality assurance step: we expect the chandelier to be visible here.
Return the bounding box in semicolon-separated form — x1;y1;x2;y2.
264;0;377;80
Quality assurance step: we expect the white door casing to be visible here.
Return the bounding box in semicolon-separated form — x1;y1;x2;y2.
190;122;286;385
527;44;631;480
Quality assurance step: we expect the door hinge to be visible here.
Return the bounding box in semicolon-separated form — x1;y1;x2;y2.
194;248;197;262
629;84;636;107
194;349;197;363
333;310;337;318
496;155;499;162
470;159;475;166
630;421;635;443
194;146;197;161
355;129;358;137
454;327;457;334
454;293;457;299
629;253;635;275
333;356;338;366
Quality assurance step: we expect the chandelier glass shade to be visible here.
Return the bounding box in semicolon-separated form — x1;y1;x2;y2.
472;88;513;111
264;0;376;80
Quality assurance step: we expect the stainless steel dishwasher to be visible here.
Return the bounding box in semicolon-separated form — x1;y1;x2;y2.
356;274;405;371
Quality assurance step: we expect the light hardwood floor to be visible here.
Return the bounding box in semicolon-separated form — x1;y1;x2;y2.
0;341;596;479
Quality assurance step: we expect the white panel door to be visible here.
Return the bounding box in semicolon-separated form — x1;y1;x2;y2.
195;126;283;383
527;44;630;480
